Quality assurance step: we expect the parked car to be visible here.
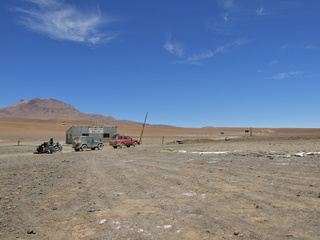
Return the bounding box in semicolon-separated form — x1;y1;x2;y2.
72;136;103;151
109;135;139;148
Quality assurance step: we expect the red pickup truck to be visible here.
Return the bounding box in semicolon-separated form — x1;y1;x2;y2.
109;135;140;148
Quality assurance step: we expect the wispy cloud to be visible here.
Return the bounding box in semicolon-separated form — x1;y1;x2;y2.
216;0;233;23
217;0;234;9
12;0;118;45
270;60;278;65
209;2;283;35
256;7;265;16
304;44;318;50
164;35;185;58
165;37;250;65
281;43;319;51
272;71;302;80
223;12;230;22
256;6;277;17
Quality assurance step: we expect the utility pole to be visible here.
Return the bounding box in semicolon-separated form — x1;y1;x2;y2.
139;112;148;144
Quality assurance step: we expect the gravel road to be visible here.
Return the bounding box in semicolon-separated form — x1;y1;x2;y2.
1;136;320;239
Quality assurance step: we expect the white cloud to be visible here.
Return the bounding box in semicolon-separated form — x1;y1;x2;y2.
281;44;319;52
272;71;302;80
256;6;275;17
12;0;117;45
164;35;185;58
223;12;230;22
164;42;184;58
217;0;234;9
270;60;278;65
304;44;317;49
256;7;265;16
25;0;60;8
165;37;250;65
187;38;250;64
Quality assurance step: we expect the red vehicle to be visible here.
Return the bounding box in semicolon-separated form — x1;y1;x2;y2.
109;135;140;148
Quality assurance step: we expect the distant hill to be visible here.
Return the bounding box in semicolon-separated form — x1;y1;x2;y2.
0;98;142;126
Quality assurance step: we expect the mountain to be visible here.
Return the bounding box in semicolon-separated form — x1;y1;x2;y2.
0;98;142;126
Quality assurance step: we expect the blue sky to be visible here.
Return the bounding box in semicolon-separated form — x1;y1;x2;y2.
0;0;319;128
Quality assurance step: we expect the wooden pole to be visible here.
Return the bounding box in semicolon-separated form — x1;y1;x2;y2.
139;112;148;144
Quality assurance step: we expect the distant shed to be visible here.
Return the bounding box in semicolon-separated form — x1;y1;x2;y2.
66;126;117;144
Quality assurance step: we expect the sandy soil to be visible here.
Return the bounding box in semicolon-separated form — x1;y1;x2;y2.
0;129;320;239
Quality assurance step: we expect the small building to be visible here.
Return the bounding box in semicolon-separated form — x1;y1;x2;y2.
66;126;117;144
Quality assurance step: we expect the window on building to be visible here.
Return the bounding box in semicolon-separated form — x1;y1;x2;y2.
103;133;110;138
82;133;89;136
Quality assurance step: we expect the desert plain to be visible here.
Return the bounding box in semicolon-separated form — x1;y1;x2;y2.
0;121;320;239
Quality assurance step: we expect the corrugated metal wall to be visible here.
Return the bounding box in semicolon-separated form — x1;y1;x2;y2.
66;126;117;143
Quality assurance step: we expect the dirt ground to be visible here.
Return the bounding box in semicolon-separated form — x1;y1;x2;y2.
0;134;320;240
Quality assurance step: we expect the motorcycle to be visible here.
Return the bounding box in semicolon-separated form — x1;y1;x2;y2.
35;141;63;154
52;142;63;152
